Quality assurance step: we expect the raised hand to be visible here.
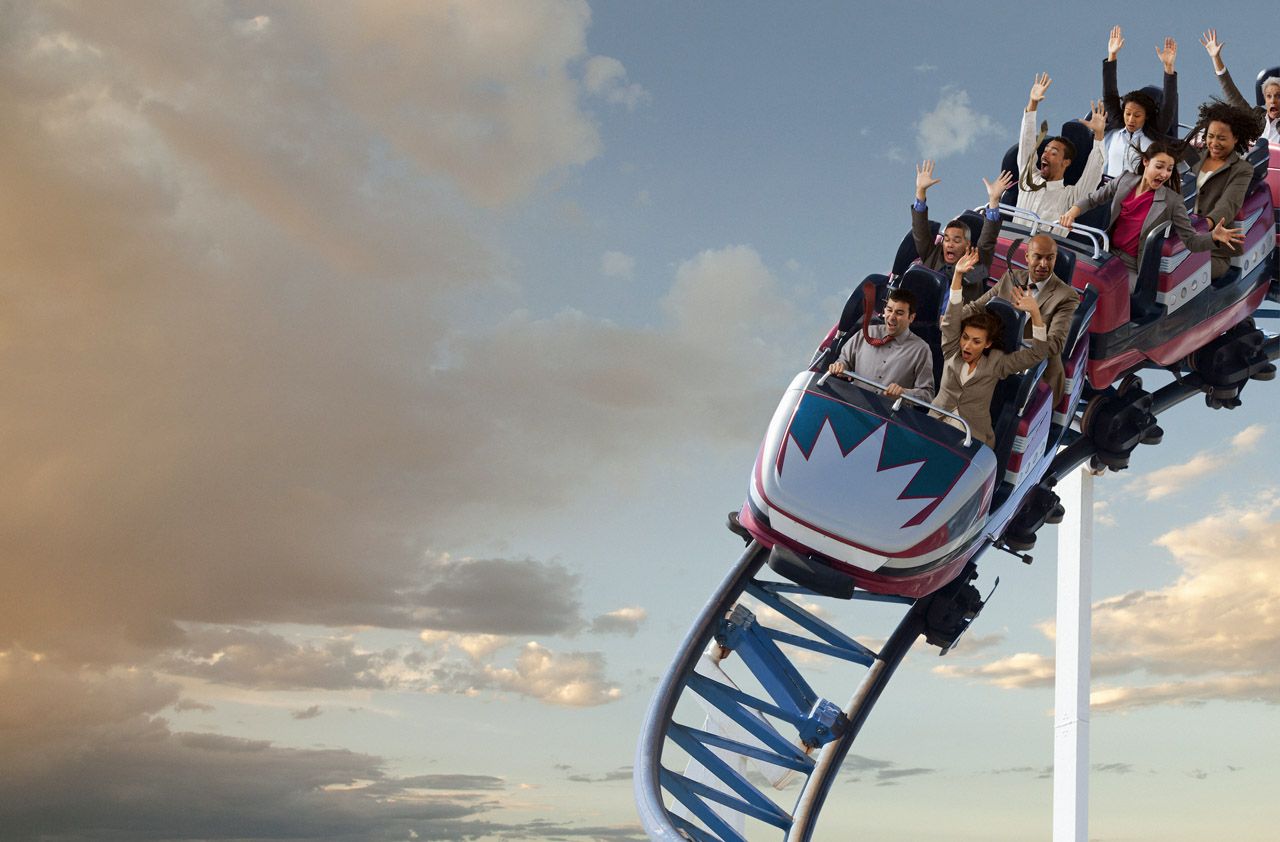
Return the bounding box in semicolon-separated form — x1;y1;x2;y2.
915;159;941;200
1029;72;1052;106
1108;25;1124;61
1080;99;1107;139
1011;286;1044;325
984;170;1016;207
1200;29;1225;72
1156;37;1177;74
1211;217;1245;250
955;246;981;276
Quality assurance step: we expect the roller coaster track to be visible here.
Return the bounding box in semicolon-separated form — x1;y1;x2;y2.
634;334;1278;841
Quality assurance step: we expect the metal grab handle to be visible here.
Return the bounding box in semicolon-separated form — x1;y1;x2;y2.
994;203;1111;259
818;370;973;447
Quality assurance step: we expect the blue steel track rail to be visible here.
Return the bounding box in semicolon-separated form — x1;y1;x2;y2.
634;332;1278;841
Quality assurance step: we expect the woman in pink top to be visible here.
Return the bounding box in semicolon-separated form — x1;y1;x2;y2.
1058;140;1242;293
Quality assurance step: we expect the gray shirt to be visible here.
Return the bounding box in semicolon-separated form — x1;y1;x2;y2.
836;324;936;401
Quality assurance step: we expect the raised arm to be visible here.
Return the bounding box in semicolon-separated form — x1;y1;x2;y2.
977;171;1014;265
911;160;941;258
1019;74;1051;172
1102;26;1124;132
942;248;981;355
1157;38;1179;137
1200;29;1252;111
1068;100;1108;200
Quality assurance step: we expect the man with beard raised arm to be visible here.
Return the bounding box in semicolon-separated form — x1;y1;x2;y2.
1017;73;1107;227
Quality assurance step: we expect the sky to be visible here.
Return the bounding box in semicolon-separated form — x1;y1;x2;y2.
1;2;1278;841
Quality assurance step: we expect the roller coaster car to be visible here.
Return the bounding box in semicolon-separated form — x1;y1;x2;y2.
990;116;1278;393
735;265;1097;600
735;126;1280;602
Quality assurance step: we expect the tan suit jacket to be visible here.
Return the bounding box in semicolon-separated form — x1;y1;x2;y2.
935;302;1051;449
962;272;1079;401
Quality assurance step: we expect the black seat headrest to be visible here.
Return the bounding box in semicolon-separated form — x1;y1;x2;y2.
1247;140;1270;191
984;298;1026;354
999;144;1020;206
1255;67;1280;106
838;275;889;333
951;209;986;246
1055;120;1096;189
891;220;936;278
1136;83;1175;134
1053;248;1077;285
1063;285;1098;360
895;265;947;322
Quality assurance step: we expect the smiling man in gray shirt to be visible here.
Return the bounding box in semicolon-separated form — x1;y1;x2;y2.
828;288;935;401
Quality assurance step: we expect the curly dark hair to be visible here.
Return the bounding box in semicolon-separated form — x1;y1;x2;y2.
1121;89;1160;127
960;312;1003;353
1190;98;1264;154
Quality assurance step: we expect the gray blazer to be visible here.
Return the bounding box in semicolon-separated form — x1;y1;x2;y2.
935;304;1050;449
1075;171;1214;268
1191;150;1253;277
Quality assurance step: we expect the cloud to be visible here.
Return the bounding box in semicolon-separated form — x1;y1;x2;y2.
588;607;647;636
0;5;814;838
427;642;622;707
1125;423;1265;500
935;501;1280;710
409;554;585;635
0;654;647;840
566;766;633;783
840;753;936;783
916;86;1002;159
914;63;938;73
291;704;324;720
602;250;636;279
1092;762;1135;775
159;628;396;690
583;55;651;110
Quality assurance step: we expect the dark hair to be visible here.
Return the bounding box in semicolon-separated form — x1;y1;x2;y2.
1134;138;1187;173
1190;98;1264;154
1120;90;1159;127
960;312;1002;352
942;219;972;242
1044;135;1077;163
887;288;917;314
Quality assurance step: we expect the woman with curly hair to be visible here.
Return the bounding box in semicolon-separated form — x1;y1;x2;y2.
1186;98;1263;277
1058;139;1243;291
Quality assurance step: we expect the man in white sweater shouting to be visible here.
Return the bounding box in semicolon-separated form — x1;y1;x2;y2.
1017;72;1107;229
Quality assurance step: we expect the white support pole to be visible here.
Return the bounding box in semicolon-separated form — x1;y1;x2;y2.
1053;467;1093;842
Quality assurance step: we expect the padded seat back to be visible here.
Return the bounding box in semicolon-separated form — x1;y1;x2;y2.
891;222;935;277
895;266;946;386
1132;225;1168;322
1247;140;1271;193
818;275;889;372
1254;66;1280;106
